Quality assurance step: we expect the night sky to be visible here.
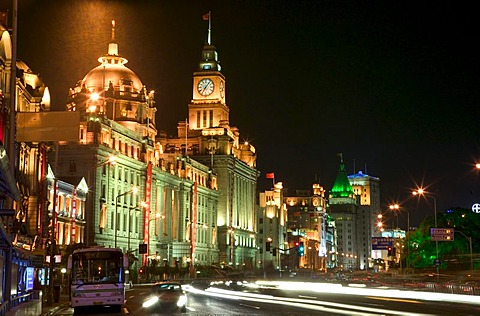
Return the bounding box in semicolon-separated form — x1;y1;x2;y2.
2;0;480;227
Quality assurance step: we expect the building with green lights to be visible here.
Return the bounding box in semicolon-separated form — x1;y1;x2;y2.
328;154;380;270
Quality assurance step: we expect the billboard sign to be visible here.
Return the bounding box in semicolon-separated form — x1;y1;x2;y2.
372;237;393;250
430;228;454;241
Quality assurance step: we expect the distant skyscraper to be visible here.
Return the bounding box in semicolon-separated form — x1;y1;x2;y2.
328;154;380;270
348;170;381;270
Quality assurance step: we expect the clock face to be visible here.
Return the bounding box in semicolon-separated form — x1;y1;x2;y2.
219;80;225;98
197;78;214;96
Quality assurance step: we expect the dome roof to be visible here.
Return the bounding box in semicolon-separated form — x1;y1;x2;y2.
82;62;143;93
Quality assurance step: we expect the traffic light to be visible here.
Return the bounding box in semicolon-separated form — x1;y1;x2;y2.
272;248;277;256
388;246;392;256
266;241;271;252
298;242;305;256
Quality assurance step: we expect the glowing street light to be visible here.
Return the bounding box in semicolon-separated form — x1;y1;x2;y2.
115;187;138;248
389;203;411;273
412;188;439;276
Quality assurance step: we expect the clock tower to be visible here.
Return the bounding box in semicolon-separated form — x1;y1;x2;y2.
189;43;228;130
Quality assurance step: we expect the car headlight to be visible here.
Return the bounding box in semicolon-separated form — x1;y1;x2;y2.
177;294;187;307
142;296;159;308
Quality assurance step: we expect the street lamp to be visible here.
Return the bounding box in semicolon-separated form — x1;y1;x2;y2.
389;204;400;228
412;188;439;277
115;187;138;248
89;155;116;239
389;204;410;273
456;230;474;275
127;201;148;253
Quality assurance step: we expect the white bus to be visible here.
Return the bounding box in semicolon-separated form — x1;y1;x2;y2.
67;247;128;312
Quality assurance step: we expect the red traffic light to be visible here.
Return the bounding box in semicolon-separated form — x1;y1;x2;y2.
294;242;299;246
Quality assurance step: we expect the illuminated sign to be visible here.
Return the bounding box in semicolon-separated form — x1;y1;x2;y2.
430;228;454;241
472;203;480;213
26;267;34;291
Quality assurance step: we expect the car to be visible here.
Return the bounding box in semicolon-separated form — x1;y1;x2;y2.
142;282;187;314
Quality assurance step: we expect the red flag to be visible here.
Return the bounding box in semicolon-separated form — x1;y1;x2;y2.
266;173;275;179
202;12;210;21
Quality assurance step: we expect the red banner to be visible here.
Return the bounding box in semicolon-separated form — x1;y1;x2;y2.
143;162;153;265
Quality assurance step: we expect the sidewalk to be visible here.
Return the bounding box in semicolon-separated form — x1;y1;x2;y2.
6;292;69;316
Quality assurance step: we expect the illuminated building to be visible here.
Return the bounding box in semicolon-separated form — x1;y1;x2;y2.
328;154;380;270
258;182;286;272
348;169;381;270
284;182;329;272
0;21;61;308
157;31;258;269
54;22;219;269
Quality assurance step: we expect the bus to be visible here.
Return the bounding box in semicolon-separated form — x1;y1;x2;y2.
67;247;128;312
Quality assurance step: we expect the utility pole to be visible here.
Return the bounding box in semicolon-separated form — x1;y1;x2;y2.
456;230;473;275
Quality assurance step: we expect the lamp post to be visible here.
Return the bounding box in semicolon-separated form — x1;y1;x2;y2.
115;187;138;248
456;230;473;275
89;155;116;243
389;204;410;273
127;203;144;254
413;188;439;277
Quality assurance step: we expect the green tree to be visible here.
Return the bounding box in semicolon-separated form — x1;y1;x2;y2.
407;207;480;271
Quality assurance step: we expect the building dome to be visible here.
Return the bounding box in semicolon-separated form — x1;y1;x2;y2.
81;62;143;93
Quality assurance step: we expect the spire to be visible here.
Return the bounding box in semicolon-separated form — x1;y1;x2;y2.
111;20;116;42
330;154;355;199
107;20;119;57
99;20;128;65
198;12;221;72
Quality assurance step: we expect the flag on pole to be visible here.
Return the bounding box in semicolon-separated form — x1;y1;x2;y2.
266;173;275;179
202;12;210;21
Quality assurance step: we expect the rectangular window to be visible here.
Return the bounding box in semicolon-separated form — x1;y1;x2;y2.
209;110;213;127
203;110;207;128
197;111;200;128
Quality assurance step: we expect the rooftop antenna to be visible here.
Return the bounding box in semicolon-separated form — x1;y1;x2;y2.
353;158;356;174
365;163;368;174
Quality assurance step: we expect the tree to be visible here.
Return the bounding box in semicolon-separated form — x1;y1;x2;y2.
407;207;480;271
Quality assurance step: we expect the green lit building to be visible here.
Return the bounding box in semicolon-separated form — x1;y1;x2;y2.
328;154;380;270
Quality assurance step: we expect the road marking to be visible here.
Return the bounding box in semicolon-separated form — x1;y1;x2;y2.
367;296;421;304
298;295;317;299
239;303;261;309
